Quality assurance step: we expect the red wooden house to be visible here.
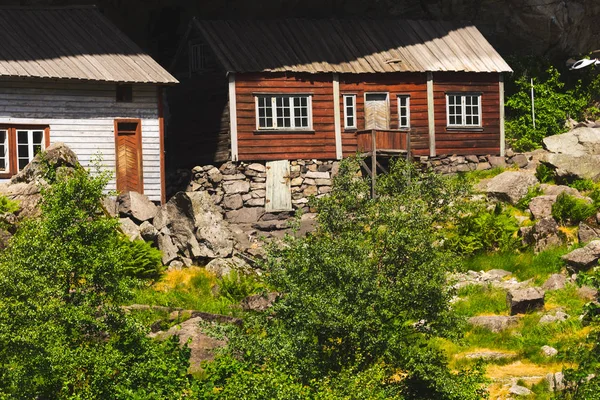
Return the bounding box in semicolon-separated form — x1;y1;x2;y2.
168;18;512;168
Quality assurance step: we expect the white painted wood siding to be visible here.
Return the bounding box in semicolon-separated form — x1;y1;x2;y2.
0;80;162;201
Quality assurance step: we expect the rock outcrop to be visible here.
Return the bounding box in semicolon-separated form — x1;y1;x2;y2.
507;287;545;315
481;171;538;204
562;240;600;270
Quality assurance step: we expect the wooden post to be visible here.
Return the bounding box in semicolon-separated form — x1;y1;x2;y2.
371;129;376;199
499;73;506;157
228;73;239;161
333;73;343;160
427;72;436;157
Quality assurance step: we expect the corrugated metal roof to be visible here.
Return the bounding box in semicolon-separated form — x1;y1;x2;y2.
194;18;512;74
0;6;177;84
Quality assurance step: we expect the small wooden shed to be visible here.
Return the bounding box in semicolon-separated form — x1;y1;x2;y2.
169;18;512;167
0;6;178;203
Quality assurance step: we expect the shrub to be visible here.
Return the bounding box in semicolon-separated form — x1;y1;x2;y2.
121;239;164;280
551;192;596;225
0;160;194;398
0;195;19;214
200;158;487;399
446;203;522;255
568;179;596;192
505;61;588;152
217;270;264;303
535;163;555;183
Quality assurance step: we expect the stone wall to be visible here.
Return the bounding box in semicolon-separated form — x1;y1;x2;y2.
171;159;340;224
420;151;532;174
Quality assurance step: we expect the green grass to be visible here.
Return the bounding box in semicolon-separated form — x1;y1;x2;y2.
454;284;509;317
130;267;241;316
462;247;570;285
458;167;507;184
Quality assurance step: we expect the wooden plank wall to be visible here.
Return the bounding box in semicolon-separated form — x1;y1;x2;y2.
0;79;162;201
166;73;230;168
339;73;430;156
433;72;501;155
235;73;336;161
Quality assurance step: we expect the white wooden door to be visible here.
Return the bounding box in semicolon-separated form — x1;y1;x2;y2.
266;160;292;212
365;93;390;129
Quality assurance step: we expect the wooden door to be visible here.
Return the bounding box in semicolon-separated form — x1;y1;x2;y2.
115;120;143;193
365;93;390;129
266;160;292;212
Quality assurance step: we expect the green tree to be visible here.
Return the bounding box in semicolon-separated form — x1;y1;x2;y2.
200;158;487;399
0;162;194;399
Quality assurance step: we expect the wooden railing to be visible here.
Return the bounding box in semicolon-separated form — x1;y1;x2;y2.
355;129;411;156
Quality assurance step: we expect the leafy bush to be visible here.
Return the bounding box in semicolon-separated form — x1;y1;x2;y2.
568;179;596;192
446;203;521;255
0;195;19;214
516;184;543;210
217;270;264;303
551;192;596;225
506;61;589;152
0;161;195;398
200;158;487;399
535;163;555;183
121;239;163;280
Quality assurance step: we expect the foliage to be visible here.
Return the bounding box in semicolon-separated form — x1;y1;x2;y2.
568;179;596;192
561;268;600;399
0;195;19;215
0;161;194;398
535;163;555;184
516;184;543;211
217;270;265;303
132;267;237;315
199;158;487;399
551;192;596;225
505;59;590;152
121;239;164;280
459;167;506;184
445;203;522;255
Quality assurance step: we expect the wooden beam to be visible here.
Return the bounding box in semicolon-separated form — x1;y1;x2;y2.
228;73;239;161
333;73;343;160
157;87;166;204
371;129;377;199
499;73;506;157
427;72;436;157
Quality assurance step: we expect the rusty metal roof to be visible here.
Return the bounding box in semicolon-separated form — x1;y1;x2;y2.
194;18;512;74
0;6;177;84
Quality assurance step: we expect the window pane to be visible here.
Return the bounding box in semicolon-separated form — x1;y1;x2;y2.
17;131;28;144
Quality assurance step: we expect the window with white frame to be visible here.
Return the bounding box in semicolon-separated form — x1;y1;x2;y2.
398;95;410;129
0;130;8;173
446;93;481;127
256;95;312;130
343;94;356;129
16;129;45;171
0;126;47;177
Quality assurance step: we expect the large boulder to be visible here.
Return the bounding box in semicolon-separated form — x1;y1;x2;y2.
542;154;600;181
542;274;567;291
507;287;545;315
154;193;203;260
543;127;600;156
117;191;158;223
482;171;538;204
205;256;252;278
579;222;600;244
10;142;79;184
119;217;141;241
467;315;520;332
529;195;556;220
562;240;600;271
520;217;563;253
188;191;234;259
150;317;226;374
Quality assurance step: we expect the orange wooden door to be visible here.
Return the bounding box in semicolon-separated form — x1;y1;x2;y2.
115;120;143;193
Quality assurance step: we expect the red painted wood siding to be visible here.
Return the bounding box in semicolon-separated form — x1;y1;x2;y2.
235;73;336;161
339;73;430;156
233;72;501;161
433;72;500;156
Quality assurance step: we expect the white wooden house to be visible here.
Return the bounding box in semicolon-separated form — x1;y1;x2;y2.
0;6;178;203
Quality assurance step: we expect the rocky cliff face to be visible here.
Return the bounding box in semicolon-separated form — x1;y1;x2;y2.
5;0;600;59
